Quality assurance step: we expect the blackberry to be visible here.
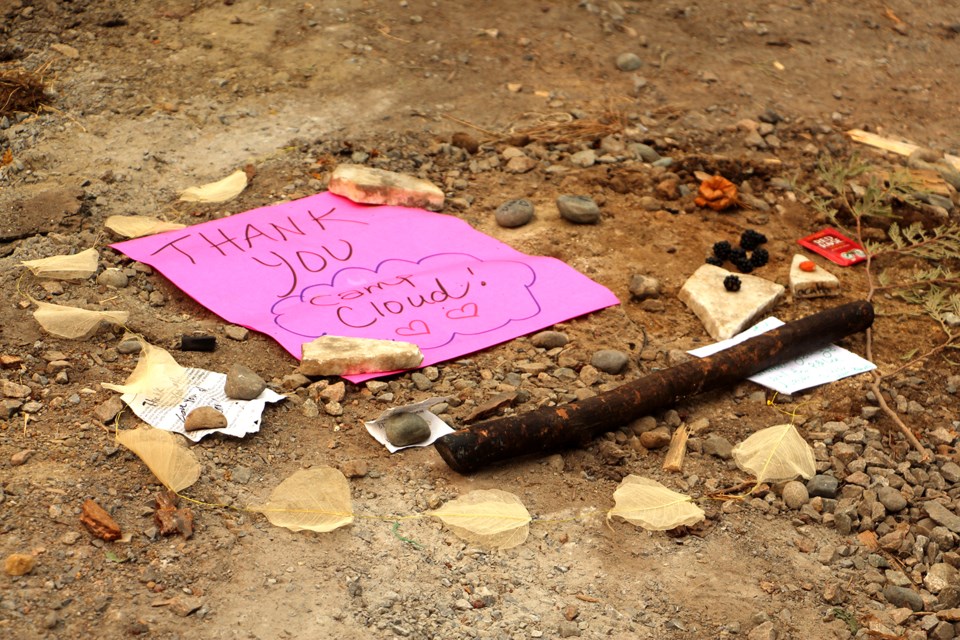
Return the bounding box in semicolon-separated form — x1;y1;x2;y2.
723;275;741;292
705;255;724;266
734;258;754;274
740;229;768;251
728;247;747;263
750;247;769;268
712;241;733;260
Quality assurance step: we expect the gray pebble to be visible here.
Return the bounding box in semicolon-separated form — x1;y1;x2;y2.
630;143;661;163
117;338;142;355
924;501;960;534
411;372;433;391
652;157;674;168
942;462;960;483
556;195;601;224
96;268;129;288
806;474;839;499
591;350;628;374
531;330;569;349
702;434;733;460
557;619;582;637
224;364;266;400
495;199;535;228
232;466;253;485
781;481;809;510
628;274;661;301
224;325;249;341
384;412;431;447
882;585;924;611
876;486;907;513
615;52;643;72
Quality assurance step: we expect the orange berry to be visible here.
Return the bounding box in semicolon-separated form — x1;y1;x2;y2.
799;261;816;272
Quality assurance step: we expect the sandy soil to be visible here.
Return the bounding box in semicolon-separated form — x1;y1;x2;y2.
2;1;960;639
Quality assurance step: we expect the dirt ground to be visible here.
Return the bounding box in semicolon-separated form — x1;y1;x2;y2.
2;1;960;639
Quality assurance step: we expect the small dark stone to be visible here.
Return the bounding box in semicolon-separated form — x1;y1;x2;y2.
495;199;535;228
556;195;600;224
882;585;924;611
807;474;839;499
383;412;431;447
591;350;629;374
451;132;480;154
180;334;216;352
531;331;569;349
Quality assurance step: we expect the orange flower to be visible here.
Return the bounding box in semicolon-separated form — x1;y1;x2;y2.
694;175;738;211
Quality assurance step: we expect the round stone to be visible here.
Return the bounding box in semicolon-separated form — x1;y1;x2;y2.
184;406;227;432
876;486;907;513
590;350;629;374
224;364;267;400
640;427;671;450
531;330;569;349
615;52;643;72
556;195;600;224
383;412;431;447
781;481;809;510
628;274;661;300
495;199;535;228
630;143;661;163
96;268;129;288
117;338;142;354
806;474;839;499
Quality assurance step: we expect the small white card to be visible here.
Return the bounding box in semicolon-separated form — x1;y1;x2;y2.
687;316;876;394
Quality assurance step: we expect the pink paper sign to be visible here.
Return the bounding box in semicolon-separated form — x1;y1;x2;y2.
112;193;619;377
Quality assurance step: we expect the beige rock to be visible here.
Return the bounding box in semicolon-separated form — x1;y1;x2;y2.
789;254;840;298
184;406;228;431
4;553;35;576
301;335;423;376
678;264;785;340
328;164;444;210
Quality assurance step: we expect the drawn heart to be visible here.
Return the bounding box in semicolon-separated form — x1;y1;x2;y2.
396;320;430;336
446;303;479;320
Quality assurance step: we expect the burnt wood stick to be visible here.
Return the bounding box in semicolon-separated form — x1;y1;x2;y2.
435;300;875;474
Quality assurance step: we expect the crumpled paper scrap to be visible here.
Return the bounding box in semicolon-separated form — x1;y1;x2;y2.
119;367;285;442
364;397;455;453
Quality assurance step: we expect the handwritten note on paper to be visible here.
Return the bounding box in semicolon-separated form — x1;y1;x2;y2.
120;367;285;442
112;193;619;378
687;316;876;394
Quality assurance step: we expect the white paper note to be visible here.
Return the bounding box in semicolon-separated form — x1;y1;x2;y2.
121;367;285;442
687;316;876;394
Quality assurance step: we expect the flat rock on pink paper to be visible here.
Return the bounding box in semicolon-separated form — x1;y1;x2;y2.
111;193;619;380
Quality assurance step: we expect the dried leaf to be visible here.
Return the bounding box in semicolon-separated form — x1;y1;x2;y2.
2;148;13;166
252;467;354;533
179;169;248;203
33;301;129;339
607;475;705;531
427;489;530;549
732;423;816;484
116;426;201;493
105;215;186;239
102;340;189;406
22;247;99;280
